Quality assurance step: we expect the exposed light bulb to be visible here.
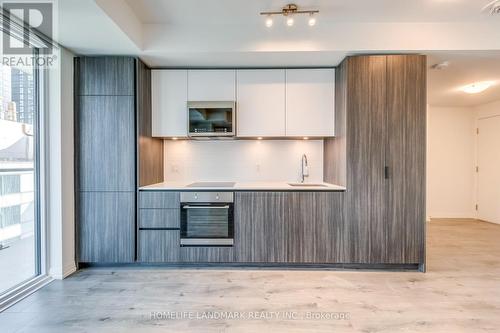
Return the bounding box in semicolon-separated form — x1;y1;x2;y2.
308;14;316;26
460;81;494;94
303;137;309;140
286;16;294;26
257;137;263;140
265;16;273;28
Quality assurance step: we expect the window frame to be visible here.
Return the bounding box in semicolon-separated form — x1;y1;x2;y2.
0;47;51;312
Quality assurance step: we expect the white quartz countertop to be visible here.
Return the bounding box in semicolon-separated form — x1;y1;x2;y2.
139;181;346;191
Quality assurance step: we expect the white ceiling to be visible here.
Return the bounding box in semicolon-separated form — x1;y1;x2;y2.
58;0;140;54
427;51;500;107
125;0;497;24
54;0;500;106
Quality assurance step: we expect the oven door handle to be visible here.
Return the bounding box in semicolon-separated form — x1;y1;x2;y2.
182;205;230;209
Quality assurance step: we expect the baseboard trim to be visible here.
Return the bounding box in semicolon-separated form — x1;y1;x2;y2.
62;262;77;278
428;216;476;220
49;261;77;280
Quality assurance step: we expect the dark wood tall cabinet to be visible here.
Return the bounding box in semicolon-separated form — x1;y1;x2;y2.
385;56;426;264
75;57;163;263
324;55;426;266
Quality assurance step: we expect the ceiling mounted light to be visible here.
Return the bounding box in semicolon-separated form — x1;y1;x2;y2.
460;81;495;94
265;15;273;28
482;0;500;15
260;3;319;27
430;61;449;70
308;13;316;26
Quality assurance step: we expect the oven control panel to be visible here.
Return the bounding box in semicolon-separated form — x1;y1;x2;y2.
180;192;234;203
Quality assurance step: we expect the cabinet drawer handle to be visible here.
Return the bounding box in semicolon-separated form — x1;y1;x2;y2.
384;166;389;179
182;205;230;209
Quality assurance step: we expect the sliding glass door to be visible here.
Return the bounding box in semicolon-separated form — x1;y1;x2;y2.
0;59;41;295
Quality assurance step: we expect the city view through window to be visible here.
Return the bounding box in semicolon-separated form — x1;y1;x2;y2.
0;62;38;294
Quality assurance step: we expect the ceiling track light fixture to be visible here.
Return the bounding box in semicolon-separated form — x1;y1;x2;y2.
482;0;500;15
260;3;319;27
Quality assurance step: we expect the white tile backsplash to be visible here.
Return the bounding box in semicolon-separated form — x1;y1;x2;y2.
164;140;324;183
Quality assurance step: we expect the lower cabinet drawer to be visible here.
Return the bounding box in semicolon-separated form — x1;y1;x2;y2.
139;209;180;229
139;191;180;209
138;230;180;262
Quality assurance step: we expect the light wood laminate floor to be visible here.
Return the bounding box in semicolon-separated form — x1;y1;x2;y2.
1;219;499;332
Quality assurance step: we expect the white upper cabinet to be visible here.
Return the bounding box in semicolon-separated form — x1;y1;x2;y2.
188;70;236;101
151;69;188;137
236;69;286;137
285;69;335;137
151;68;334;138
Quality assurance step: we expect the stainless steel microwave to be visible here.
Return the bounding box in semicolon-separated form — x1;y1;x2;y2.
187;101;235;137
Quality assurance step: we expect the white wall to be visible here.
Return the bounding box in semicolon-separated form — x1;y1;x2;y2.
164;140;324;183
427;105;476;219
47;47;75;279
475;99;500;119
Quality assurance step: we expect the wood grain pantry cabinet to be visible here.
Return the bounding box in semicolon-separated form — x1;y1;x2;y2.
78;95;135;191
385;55;426;264
236;69;286;137
325;55;426;266
151;69;188;137
79;192;135;262
76;57;162;263
75;57;137;263
285;69;335;137
77;57;134;96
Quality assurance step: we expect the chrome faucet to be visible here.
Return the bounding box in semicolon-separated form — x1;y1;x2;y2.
301;154;309;183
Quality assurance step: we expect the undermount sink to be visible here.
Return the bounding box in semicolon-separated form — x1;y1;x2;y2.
288;183;328;187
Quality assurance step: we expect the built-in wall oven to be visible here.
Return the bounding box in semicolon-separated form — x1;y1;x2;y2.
180;192;234;246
